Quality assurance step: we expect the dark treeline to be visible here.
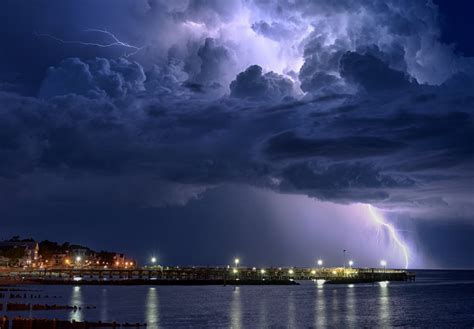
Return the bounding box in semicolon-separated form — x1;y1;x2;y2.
0;236;117;264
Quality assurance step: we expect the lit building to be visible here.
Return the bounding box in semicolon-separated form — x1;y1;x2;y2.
51;253;69;266
112;253;136;268
0;256;10;267
0;240;39;267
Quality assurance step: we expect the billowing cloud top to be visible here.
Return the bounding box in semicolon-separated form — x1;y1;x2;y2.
0;0;473;224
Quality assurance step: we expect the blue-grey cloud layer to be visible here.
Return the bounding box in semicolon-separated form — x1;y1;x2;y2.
0;0;473;224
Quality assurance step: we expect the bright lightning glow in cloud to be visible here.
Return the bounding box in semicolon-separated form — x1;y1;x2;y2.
367;204;410;269
183;6;310;79
36;29;146;58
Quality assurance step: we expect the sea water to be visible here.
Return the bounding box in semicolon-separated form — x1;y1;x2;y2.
2;270;473;328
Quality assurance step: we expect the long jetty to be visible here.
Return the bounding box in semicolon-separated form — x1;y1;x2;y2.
0;267;415;285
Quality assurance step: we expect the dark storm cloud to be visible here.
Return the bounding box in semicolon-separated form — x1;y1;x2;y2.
251;20;305;42
230;65;294;101
39;58;146;99
278;161;414;203
264;131;404;160
340;52;414;93
0;0;243;95
190;38;237;90
0;0;154;94
0;72;471;215
0;0;473;225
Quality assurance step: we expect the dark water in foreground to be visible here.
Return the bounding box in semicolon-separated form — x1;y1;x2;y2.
2;270;474;328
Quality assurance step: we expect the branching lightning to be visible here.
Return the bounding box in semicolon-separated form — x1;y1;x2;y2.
367;204;410;269
35;29;145;58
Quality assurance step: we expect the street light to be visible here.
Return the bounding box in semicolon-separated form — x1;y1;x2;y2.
260;269;266;274
234;258;240;267
151;257;157;264
76;256;82;262
380;260;387;272
348;260;354;268
317;259;323;268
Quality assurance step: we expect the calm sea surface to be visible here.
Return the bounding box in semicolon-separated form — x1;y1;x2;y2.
2;270;473;328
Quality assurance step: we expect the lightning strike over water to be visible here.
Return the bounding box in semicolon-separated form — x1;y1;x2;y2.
367;204;410;269
35;29;145;57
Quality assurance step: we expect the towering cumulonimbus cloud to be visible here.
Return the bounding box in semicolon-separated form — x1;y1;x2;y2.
1;0;465;93
0;0;473;227
248;0;461;86
160;0;468;93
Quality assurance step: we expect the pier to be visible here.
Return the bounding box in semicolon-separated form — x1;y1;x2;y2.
0;267;415;285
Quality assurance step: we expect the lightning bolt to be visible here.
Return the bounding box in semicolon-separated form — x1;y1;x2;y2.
35;29;145;58
367;204;410;269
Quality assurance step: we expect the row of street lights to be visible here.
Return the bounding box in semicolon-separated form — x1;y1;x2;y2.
233;258;361;269
232;258;388;270
149;256;388;270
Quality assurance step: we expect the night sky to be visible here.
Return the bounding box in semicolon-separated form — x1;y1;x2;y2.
1;0;473;269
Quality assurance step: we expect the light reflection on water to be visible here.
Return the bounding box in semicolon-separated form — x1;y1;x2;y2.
346;284;356;328
315;286;327;327
331;288;341;327
287;290;296;328
69;286;83;322
6;271;472;328
100;288;108;322
379;283;391;327
257;292;268;328
145;287;159;329
230;286;242;329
